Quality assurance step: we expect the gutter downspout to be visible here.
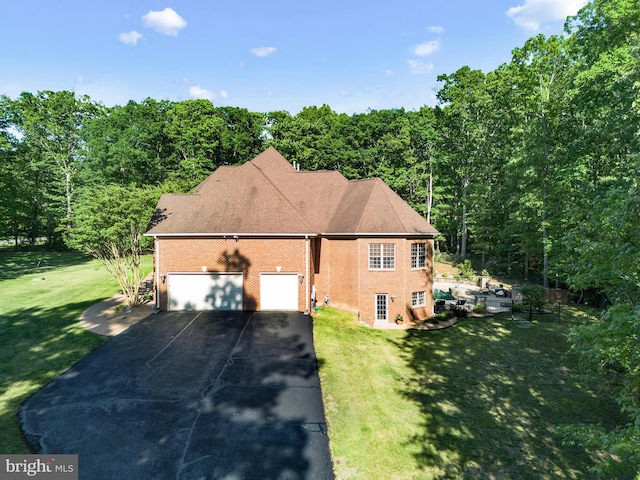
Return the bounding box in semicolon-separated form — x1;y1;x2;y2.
305;235;310;315
154;236;160;310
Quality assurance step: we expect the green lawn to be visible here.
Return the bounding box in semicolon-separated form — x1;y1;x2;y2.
0;252;622;477
0;250;152;453
313;307;624;479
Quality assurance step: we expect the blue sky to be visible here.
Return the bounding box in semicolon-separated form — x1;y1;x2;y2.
1;0;588;114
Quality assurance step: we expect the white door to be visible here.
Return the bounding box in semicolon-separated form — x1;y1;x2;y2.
260;273;299;310
168;273;243;311
375;294;388;322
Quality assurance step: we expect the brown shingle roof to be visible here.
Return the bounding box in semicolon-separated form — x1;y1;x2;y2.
146;147;438;237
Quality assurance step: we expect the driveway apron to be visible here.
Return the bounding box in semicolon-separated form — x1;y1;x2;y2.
20;311;334;480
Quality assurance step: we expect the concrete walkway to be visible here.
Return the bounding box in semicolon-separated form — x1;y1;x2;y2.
80;276;155;336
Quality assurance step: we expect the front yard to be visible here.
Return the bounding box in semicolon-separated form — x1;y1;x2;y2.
0;251;152;453
313;307;624;479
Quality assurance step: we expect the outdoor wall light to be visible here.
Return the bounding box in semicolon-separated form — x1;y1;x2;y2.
233;235;239;242
298;274;304;284
160;274;166;284
391;295;396;302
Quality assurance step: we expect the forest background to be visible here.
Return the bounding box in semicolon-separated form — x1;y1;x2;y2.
1;0;638;475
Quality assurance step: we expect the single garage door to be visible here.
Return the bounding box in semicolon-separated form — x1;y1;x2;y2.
168;273;243;311
260;273;299;310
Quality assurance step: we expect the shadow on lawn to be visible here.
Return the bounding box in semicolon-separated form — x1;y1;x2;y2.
0;302;108;452
395;317;624;479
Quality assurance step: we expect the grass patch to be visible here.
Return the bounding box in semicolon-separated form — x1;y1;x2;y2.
0;251;152;453
314;307;624;479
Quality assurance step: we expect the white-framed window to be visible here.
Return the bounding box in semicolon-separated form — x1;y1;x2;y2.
369;243;395;270
411;243;426;269
376;294;388;322
412;291;426;307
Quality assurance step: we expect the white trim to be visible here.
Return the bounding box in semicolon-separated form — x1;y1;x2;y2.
322;232;439;237
146;231;438;238
145;232;317;238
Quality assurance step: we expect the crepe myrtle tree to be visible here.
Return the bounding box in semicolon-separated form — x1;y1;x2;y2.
66;184;160;307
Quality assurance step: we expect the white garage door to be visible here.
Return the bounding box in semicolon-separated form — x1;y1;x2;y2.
168;273;243;311
260;273;299;310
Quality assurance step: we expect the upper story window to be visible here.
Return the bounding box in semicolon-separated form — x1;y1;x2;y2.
369;243;395;270
411;243;426;269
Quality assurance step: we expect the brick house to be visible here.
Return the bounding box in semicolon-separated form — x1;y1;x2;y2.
145;147;439;327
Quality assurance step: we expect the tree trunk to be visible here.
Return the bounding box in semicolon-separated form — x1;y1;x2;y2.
426;160;433;224
460;177;469;261
541;115;550;289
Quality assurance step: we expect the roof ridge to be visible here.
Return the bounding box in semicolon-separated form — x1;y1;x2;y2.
247;162;317;233
353;180;377;233
375;179;410;231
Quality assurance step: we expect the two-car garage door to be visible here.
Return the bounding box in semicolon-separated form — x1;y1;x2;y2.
168;273;243;311
167;272;299;311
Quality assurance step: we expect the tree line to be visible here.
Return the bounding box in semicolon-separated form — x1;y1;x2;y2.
0;0;638;474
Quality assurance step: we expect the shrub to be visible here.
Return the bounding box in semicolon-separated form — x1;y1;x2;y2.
452;306;468;318
521;285;547;311
513;303;526;313
457;259;475;280
433;311;455;322
473;304;487;314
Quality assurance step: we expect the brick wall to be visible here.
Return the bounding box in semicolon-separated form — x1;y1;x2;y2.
156;236;310;311
313;237;359;312
155;235;434;325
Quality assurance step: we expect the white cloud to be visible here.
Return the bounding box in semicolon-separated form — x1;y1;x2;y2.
385;70;394;77
189;85;214;100
427;25;445;34
412;39;440;57
250;46;277;58
119;30;143;45
219;90;229;99
506;0;588;31
407;59;434;74
141;8;187;36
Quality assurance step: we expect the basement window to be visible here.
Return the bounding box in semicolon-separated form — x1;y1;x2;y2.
412;291;426;307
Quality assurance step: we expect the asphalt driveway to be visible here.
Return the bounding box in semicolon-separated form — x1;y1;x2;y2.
20;311;334;480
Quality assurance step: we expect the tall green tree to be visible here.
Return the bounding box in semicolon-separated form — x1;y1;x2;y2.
166;99;222;183
562;181;640;479
83;98;174;187
214;106;266;166
508;35;569;287
436;67;494;260
6;91;100;234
